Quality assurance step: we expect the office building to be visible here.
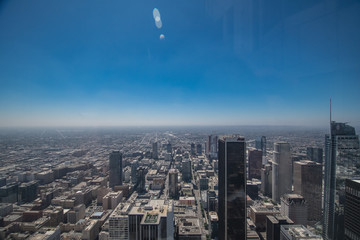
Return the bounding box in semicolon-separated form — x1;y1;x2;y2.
280;194;307;225
102;191;123;210
18;181;38;204
168;169;178;199
306;147;323;164
344;179;360;240
136;167;147;193
293;160;322;223
261;163;272;197
0;203;13;217
109;203;132;240
199;174;209;190
208;190;217;212
178;217;202;240
166;143;172;154
280;225;322;240
248;149;262;180
272;142;292;203
128;200;174;240
191;143;196;156
0;183;19;203
152;141;158;160
266;215;293;240
323;122;360;240
249;204;280;231
109;151;123;188
209;212;219;239
207;135;218;159
83;220;101;240
255;136;266;164
247;181;259;200
131;160;139;184
67;204;86;224
218;136;246;240
181;159;192;182
196;143;202;156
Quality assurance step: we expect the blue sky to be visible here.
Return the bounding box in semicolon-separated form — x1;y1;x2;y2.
0;0;360;127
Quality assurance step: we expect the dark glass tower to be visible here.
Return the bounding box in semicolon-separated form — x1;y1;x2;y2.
218;136;246;240
109;151;122;188
306;147;323;164
255;136;266;155
248;148;262;180
323;122;360;240
344;179;360;240
293;160;322;223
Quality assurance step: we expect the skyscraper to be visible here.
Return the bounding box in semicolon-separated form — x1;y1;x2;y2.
207;135;218;159
109;151;122;188
218;136;246;240
196;143;202;156
190;143;196;156
131;160;139;184
168;169;178;199
255;136;267;164
136;166;147;193
272;142;292;203
323;122;360;240
166;142;172;154
181;159;192;182
152;141;158;160
261;163;272;197
293;160;322;223
344;179;360;240
248;148;262;180
306;147;323;164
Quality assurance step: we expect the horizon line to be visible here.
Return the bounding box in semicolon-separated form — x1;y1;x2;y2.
0;124;334;129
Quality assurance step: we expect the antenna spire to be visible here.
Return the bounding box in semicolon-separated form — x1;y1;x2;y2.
330;98;332;124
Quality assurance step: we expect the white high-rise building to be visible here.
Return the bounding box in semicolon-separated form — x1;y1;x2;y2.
272;142;292;203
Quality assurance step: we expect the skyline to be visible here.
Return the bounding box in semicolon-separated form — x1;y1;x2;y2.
1;0;360;127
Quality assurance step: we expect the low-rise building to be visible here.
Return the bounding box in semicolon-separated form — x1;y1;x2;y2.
177;217;202;240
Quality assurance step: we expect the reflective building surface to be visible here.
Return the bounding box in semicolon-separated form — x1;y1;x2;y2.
218;136;246;240
323;122;360;240
344;179;360;240
109;151;123;188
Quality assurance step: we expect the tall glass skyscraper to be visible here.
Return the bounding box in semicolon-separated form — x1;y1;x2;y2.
218;136;246;240
109;151;123;188
255;136;267;164
323;122;360;240
344;179;360;240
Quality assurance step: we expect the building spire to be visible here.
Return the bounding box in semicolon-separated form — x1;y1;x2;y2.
330;98;332;124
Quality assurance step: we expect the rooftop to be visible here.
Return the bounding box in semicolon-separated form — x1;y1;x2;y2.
281;225;322;239
178;218;202;236
143;213;160;224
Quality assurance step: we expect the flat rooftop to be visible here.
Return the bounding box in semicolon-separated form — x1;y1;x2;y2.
143;213;160;225
281;225;322;239
178;218;202;236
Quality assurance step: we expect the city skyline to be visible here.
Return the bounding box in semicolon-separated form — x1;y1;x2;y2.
0;119;356;239
1;0;360;127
